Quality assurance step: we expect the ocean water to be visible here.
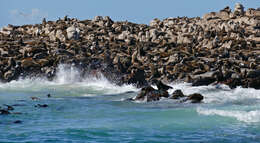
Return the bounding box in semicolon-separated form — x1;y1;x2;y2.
1;65;260;143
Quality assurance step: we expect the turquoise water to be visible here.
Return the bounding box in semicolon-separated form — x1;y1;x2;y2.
1;65;260;143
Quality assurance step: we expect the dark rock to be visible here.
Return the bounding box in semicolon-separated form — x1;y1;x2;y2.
135;86;156;101
134;86;169;102
169;90;185;99
186;93;204;103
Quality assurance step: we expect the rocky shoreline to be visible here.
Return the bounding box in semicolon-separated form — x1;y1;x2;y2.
0;4;259;89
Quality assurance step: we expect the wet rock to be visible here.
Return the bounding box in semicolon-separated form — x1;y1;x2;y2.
134;86;169;102
169;90;185;99
186;93;204;103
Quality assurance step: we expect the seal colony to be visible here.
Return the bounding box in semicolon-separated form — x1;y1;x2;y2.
0;4;259;93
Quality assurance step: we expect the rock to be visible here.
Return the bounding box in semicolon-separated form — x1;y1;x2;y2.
134;86;156;101
186;93;204;103
56;29;66;41
0;4;259;90
49;30;56;41
66;25;80;40
169;90;185;99
134;86;169;102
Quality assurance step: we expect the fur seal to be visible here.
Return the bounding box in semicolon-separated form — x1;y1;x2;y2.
153;80;172;91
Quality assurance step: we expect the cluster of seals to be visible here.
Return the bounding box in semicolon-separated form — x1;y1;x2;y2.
0;94;51;125
0;4;259;89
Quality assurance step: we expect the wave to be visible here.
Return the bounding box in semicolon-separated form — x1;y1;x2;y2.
167;82;260;104
197;108;260;123
0;64;138;95
0;64;259;104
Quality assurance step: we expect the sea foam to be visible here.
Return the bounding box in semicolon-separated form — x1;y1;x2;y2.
197;108;260;123
0;64;138;95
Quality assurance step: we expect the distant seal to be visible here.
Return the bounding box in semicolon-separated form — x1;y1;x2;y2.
35;104;48;108
3;104;14;110
31;97;40;101
47;94;51;98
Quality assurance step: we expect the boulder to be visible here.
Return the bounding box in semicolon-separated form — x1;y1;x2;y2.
134;86;169;102
66;25;80;40
186;93;204;103
56;29;66;41
169;90;185;99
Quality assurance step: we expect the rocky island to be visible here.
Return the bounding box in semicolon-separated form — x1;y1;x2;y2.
0;3;259;91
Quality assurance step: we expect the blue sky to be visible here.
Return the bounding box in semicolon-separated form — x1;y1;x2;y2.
0;0;259;27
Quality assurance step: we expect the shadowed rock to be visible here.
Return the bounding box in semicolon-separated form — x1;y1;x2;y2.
169;90;185;99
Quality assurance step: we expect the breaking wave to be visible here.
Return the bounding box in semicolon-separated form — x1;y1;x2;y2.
0;64;138;95
197;108;260;123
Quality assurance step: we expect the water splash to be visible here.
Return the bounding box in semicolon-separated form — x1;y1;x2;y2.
0;64;138;95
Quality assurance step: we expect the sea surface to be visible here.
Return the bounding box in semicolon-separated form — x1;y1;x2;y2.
1;65;260;143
